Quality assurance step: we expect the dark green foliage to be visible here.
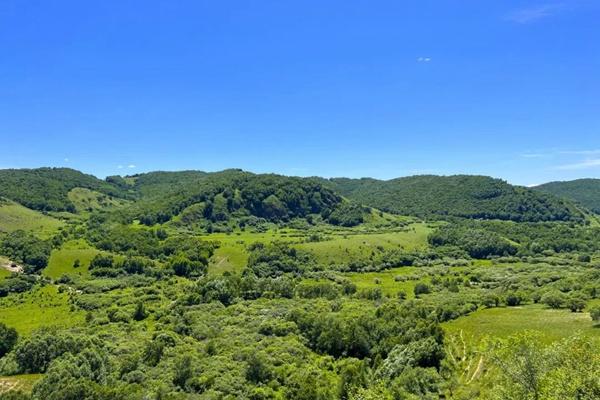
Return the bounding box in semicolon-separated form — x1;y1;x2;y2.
429;225;518;258
127;169;353;226
13;330;91;373
325;202;367;227
246;242;315;278
132;302;147;321
327;175;584;222
0;322;18;358
0;275;36;297
172;355;193;389
534;179;600;213
0;230;52;271
0;168;126;212
414;283;431;296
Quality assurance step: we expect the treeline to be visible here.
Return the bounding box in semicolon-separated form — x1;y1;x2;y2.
429;220;600;258
326;175;585;222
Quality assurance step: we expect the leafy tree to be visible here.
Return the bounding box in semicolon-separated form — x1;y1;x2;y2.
0;323;18;358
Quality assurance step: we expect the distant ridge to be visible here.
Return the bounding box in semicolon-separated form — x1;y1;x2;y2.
324;174;585;222
534;179;600;214
0;167;588;223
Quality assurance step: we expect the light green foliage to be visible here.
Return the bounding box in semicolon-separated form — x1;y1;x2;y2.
486;333;600;400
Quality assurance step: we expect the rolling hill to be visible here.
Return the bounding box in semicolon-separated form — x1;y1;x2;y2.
123;169;363;226
534;179;600;214
0;168;129;212
324;175;585;222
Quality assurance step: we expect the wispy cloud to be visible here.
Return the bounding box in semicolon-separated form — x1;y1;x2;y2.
64;158;69;162
555;159;600;170
127;164;136;169
520;152;548;159
506;3;563;24
559;149;600;155
117;165;124;169
417;57;432;62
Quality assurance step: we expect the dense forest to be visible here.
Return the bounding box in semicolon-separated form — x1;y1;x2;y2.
325;175;585;222
534;179;600;213
0;167;599;399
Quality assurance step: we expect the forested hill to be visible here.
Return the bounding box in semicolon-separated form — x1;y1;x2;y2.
125;169;365;227
0;168;589;224
534;179;600;214
0;168;127;212
325;175;585;222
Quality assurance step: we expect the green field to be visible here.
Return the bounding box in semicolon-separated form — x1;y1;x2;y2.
202;222;430;275
443;304;600;344
297;223;430;264
201;229;304;275
0;285;84;335
43;239;100;279
0;200;64;239
345;266;427;298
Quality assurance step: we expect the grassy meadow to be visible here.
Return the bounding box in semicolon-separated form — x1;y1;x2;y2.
0;201;64;239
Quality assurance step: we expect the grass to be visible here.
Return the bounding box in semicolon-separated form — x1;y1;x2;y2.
443;304;600;345
68;187;129;214
345;266;429;298
200;230;300;275
0;374;42;394
0;285;84;335
297;223;431;264
202;222;431;275
43;239;100;279
0;200;64;239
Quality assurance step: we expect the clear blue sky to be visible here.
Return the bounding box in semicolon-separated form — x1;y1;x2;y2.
1;1;598;185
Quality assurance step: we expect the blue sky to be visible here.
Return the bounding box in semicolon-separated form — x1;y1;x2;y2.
0;1;598;185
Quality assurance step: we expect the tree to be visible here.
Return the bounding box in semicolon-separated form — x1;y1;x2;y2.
590;306;600;324
505;292;522;307
541;291;565;309
173;355;193;389
0;322;18;358
133;302;147;321
414;283;431;297
566;296;586;313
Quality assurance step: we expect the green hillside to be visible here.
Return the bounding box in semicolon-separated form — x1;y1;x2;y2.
0;168;128;212
326;175;584;222
0;198;64;238
125;169;366;227
534;179;600;214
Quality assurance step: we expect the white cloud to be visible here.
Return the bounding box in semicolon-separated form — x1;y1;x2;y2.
117;165;124;169
417;57;432;62
555;159;600;170
127;164;136;169
64;158;69;162
507;4;563;24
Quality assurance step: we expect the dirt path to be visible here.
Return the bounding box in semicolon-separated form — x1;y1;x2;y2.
0;257;23;273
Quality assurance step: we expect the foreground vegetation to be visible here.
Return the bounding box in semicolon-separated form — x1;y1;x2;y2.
0;168;599;399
